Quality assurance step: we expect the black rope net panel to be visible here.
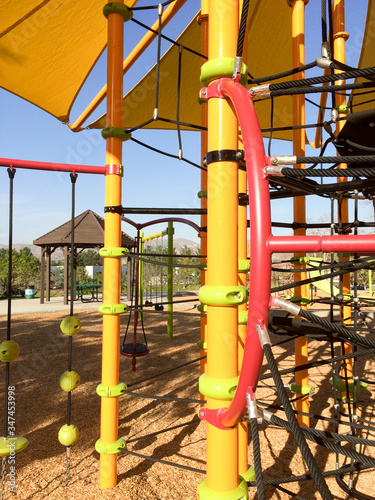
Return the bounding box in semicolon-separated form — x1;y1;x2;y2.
249;37;375;496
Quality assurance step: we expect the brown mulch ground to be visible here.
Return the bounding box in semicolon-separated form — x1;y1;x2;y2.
0;301;374;499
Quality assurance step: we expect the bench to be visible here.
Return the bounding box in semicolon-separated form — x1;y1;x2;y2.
70;284;102;303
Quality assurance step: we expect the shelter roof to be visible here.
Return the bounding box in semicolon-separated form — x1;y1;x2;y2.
33;210;134;248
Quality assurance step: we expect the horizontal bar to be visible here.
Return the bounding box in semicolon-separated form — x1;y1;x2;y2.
0;157;106;175
268;235;375;254
122;207;206;215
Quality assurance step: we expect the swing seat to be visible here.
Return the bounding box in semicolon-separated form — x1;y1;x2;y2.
120;343;149;357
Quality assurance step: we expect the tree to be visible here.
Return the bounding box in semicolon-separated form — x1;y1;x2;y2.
76;266;91;284
177;245;196;289
51;259;64;266
0;247;41;298
77;249;101;266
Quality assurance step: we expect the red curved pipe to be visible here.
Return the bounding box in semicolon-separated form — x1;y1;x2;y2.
207;79;271;428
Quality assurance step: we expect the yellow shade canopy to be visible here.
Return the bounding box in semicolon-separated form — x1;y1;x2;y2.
1;1;373;134
0;0;136;122
89;0;295;140
351;0;375;110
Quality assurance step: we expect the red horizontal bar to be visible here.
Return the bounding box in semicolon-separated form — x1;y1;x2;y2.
268;234;375;254
0;157;106;175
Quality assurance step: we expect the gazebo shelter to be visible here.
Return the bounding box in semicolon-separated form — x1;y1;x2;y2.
33;210;134;304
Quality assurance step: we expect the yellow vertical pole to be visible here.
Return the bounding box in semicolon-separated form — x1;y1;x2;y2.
333;0;353;382
100;0;124;489
201;0;240;496
288;0;310;427
198;1;208;379
237;0;249;478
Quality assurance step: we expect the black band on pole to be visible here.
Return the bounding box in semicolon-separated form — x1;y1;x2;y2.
104;205;123;214
204;149;245;166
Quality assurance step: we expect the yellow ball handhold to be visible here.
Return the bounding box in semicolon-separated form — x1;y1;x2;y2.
0;340;20;362
58;424;79;447
60;316;81;336
59;371;80;392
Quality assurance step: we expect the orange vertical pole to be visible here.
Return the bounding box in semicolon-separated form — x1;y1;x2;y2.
100;1;124;489
199;0;241;497
288;0;310;427
198;1;208;380
333;0;353;382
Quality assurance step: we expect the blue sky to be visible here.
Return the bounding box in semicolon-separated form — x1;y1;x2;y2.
0;1;370;246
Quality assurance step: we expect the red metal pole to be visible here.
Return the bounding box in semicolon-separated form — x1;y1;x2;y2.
0;157;106;175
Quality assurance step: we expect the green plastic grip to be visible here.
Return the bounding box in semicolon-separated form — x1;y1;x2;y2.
199;373;238;400
98;304;127;315
96;382;127;398
199;285;248;306
95;438;126;455
99;247;129;258
200;58;248;87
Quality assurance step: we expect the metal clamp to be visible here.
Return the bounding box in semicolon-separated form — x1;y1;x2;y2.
238;260;250;272
256;324;271;347
199;285;248;306
199;373;238;400
95;438;126;455
238;311;248;324
103;2;133;21
98;304;127;315
96;382;127;398
198;478;248;500
200;57;248;87
198;407;232;430
105;164;123;176
204;149;245;166
289;383;315;396
99;247;129;258
101;126;131;141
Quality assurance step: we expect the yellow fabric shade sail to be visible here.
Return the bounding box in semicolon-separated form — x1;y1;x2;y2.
351;0;375;110
89;0;295;140
1;1;373;134
0;0;136;122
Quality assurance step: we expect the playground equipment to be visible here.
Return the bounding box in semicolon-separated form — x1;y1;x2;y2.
121;216;201;365
120;223;173;370
0;1;375;499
